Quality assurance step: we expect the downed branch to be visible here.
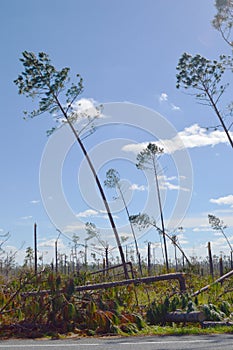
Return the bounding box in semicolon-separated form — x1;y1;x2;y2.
192;269;233;297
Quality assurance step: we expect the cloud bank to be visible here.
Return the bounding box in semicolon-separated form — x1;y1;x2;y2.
122;124;232;155
129;184;147;191
210;194;233;208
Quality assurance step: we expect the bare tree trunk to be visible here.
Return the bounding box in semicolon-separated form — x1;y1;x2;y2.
34;223;37;275
105;247;109;270
152;158;169;272
55;241;58;274
174;245;178;271
117;185;143;276
148;242;151;276
208;242;214;279
219;257;224;278
206;90;233;149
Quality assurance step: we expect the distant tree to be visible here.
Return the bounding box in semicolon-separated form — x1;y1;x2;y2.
121;235;129;244
171;234;178;271
14;51;128;278
0;234;24;275
104;168;143;275
85;222;110;269
212;0;233;47
176;1;233;149
71;233;79;269
176;52;233;148
208;214;233;267
135;143;169;271
24;246;34;268
129;213;191;266
0;231;10;255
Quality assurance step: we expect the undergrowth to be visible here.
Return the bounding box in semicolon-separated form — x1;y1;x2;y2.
0;269;233;338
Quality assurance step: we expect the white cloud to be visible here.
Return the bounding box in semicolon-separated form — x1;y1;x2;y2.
192;226;213;233
102;214;119;219
95;209;118;219
160;181;190;192
38;238;68;250
76;209;118;220
210;194;233;207
168;215;208;230
56;98;103;129
178;237;189;245
158;92;181;111
20;216;33;220
38;238;56;248
159;92;168;102
122;142;149;154
72;98;100;117
122;124;232;155
164;176;177;181
168;211;233;234
64;223;86;233
211;209;233;215
171;103;181;111
129;184;147;191
30;200;40;204
210;235;233;250
76;209;99;218
213;231;223;237
177;124;230;150
159;175;190;192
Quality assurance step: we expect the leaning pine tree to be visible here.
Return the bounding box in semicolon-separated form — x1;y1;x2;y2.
14;51;129;279
136;143;169;272
104;168;143;275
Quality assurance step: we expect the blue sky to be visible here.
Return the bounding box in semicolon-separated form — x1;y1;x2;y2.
0;0;233;265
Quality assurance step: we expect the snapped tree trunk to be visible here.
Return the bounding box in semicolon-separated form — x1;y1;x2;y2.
34;223;37;275
208;242;214;279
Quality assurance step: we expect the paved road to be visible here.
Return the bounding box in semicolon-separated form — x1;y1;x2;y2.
0;334;233;349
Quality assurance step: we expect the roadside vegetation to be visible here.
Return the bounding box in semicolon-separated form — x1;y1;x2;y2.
1;256;233;338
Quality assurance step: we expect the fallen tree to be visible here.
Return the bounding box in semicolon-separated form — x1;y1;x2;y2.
20;273;186;297
192;269;233;297
165;311;206;323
